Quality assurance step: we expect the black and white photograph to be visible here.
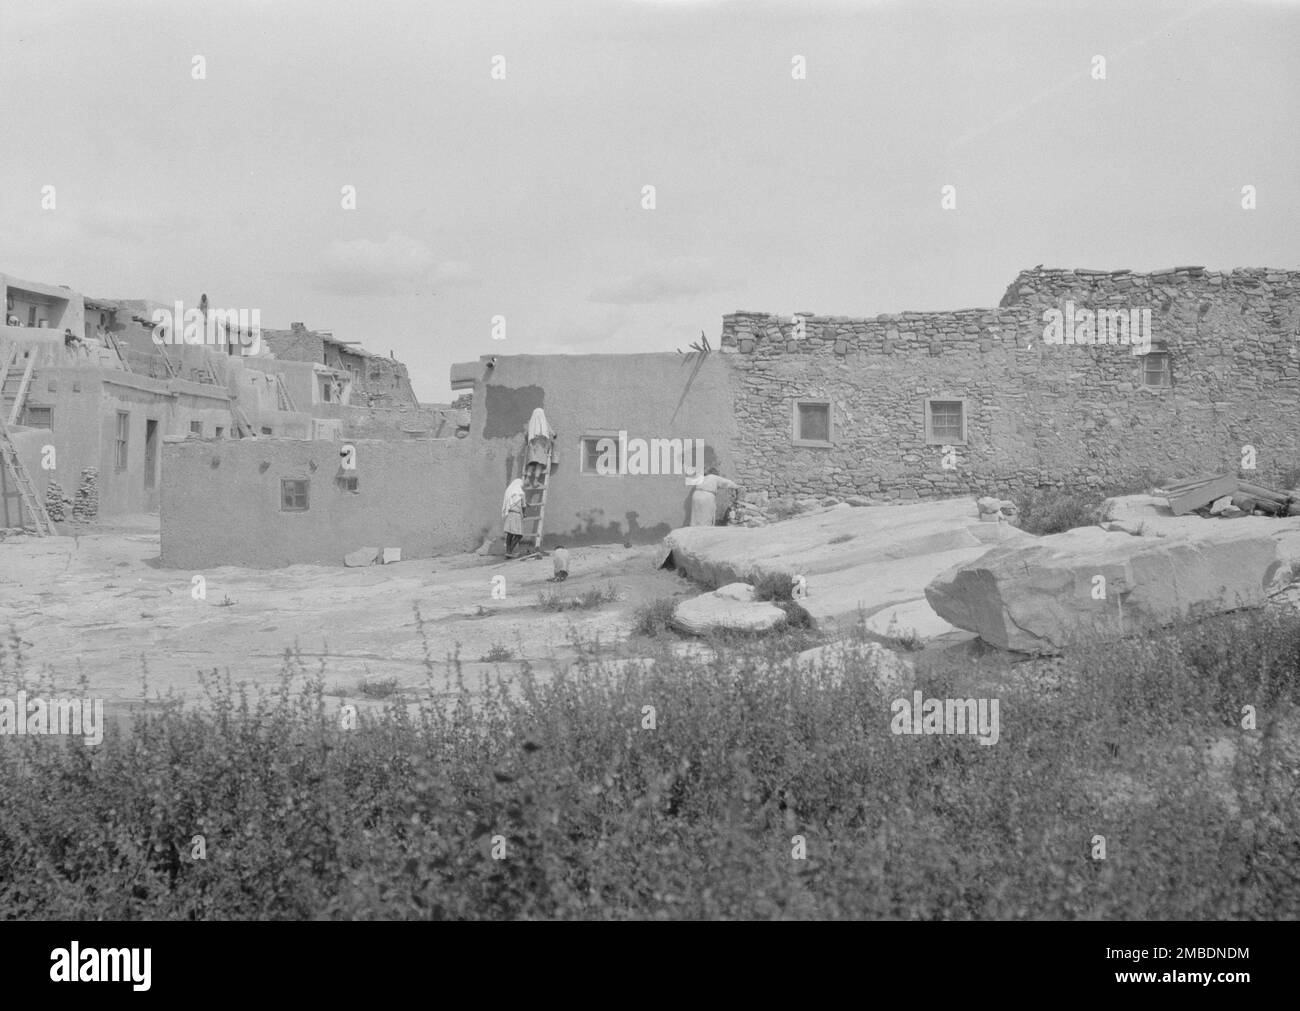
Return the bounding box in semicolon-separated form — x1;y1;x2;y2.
0;0;1295;983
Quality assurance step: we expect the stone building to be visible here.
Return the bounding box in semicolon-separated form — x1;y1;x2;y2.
261;323;418;409
721;266;1300;503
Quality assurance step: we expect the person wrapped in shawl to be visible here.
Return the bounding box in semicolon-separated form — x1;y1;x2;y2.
524;408;557;487
501;478;526;557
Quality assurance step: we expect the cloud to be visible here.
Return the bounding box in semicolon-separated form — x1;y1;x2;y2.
588;255;731;304
531;306;631;353
310;234;477;296
77;207;200;244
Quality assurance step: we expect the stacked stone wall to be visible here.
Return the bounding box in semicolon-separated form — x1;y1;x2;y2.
720;266;1300;503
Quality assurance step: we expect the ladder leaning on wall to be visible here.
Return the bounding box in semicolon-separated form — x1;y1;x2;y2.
0;415;55;536
517;443;553;557
1;342;37;425
274;374;297;412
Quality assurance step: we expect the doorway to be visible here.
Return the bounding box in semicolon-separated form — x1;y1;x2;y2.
144;419;158;491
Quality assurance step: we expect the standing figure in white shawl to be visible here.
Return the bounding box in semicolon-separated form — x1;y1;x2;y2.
501;478;526;557
524;408;557;487
687;466;740;526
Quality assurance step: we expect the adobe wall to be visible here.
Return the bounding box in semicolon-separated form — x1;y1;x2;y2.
11;368;233;520
464;352;738;547
720;266;1300;502
160;437;494;568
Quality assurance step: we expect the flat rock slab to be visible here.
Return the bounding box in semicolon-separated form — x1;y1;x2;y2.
863;597;962;643
926;520;1300;654
664;498;1037;632
671;591;786;635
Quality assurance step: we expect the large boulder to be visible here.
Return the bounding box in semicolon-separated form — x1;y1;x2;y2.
926;521;1300;654
663;497;1036;632
671;589;786;635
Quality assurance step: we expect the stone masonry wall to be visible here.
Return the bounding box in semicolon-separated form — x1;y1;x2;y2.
720;266;1300;504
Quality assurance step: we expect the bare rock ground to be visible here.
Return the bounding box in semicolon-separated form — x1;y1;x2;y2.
664;497;1034;637
0;514;689;719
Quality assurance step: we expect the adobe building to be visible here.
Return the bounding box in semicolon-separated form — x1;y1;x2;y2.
24;263;1300;569
1;269;436;529
261;323;419;408
159;352;735;568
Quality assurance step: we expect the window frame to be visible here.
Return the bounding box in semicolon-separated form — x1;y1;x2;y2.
114;411;129;470
1140;351;1171;389
792;398;833;448
579;430;623;476
280;479;310;512
924;397;968;446
23;406;53;431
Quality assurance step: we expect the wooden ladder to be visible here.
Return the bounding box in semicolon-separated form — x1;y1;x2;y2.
154;342;182;379
519;444;553;555
0;415;55;536
103;330;133;373
1;343;36;425
275;373;297;412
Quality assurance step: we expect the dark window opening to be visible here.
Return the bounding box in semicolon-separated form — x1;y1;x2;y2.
281;479;310;511
1142;352;1171;388
580;435;622;475
144;419;158;491
925;399;967;445
24;406;52;430
793;400;832;446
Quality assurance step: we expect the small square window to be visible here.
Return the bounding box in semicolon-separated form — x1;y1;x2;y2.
336;474;359;493
281;479;310;511
925;398;967;445
215;427;224;439
24;406;52;430
261;427;272;435
47;379;57;392
190;421;203;436
580;433;622;475
793;400;832;447
1142;352;1171;388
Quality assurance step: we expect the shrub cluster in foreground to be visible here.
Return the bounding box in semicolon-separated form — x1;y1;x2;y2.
1;607;1298;920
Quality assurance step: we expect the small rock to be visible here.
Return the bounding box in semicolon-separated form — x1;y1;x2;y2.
671;592;785;635
795;640;914;693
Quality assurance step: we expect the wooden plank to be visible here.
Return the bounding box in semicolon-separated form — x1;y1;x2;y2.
1167;473;1238;515
1236;481;1290;503
1160;474;1223;493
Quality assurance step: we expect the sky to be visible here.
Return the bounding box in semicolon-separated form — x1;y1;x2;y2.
1;0;1296;402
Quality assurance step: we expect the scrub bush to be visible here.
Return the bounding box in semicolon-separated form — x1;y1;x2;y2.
1;607;1298;920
